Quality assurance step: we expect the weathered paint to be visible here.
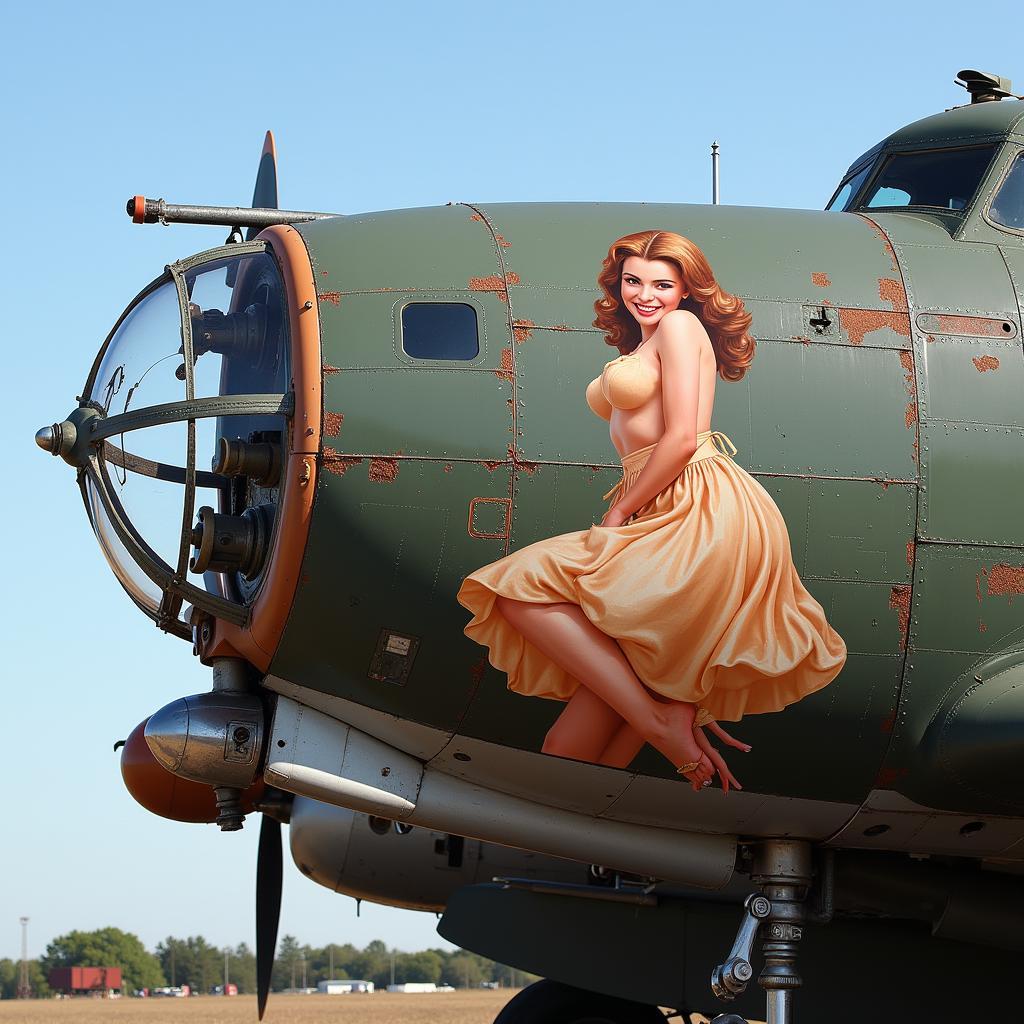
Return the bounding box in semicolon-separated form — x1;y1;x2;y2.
322;450;362;476
972;355;1000;372
811;272;832;288
273;188;1022;818
323;412;344;437
323;363;342;376
889;585;911;647
981;563;1024;601
512;318;535;343
368;458;399;483
319;291;341;306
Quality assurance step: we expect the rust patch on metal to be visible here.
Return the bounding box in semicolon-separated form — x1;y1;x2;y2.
323;363;342;376
792;334;812;344
972;355;1000;372
979;564;1024;602
469;271;521;304
551;324;571;332
838;308;911;346
368;458;399;483
879;712;895;734
898;350;917;431
512;318;535;343
443;463;453;473
929;314;1013;338
470;213;484;222
889;585;911;646
322;449;362;476
319;291;341;306
481;459;504;472
323;412;344;437
906;541;915;567
494;233;512;248
878;277;907;311
979;619;988;633
495;347;514;382
811;272;832;288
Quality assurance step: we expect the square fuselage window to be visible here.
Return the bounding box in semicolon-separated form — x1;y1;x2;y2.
401;302;479;360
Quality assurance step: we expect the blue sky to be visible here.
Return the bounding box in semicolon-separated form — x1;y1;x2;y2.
3;0;1020;961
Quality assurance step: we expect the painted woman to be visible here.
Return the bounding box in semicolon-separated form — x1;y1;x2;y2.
458;230;847;790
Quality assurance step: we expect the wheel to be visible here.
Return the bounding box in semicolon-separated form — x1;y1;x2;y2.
493;978;666;1024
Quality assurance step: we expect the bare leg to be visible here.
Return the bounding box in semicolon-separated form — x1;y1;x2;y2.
596;721;646;769
542;686;630;762
495;597;710;783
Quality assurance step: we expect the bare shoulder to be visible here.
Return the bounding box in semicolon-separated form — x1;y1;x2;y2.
654;309;709;352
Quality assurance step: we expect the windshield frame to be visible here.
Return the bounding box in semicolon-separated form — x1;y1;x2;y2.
983;146;1024;236
76;239;291;638
850;143;999;216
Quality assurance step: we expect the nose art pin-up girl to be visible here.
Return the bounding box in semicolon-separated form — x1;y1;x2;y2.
457;230;847;791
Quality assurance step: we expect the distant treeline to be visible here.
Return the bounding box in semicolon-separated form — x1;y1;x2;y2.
0;927;531;998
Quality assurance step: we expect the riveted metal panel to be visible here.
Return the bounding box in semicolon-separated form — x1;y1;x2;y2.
923;336;1024;425
919;422;1024;545
510;463;620;550
272;460;513;732
324;367;513;461
897;242;1019;317
761;477;916;583
513;329;617;463
742;343;917;479
911;543;1024;654
312;290;511;371
474;203;910;313
298;204;504;294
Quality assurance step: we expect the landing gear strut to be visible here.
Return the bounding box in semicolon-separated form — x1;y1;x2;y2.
710;839;813;1024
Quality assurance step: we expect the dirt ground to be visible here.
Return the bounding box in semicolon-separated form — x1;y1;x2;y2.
0;992;509;1024
0;993;758;1023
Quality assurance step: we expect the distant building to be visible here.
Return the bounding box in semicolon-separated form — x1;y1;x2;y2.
48;967;122;998
386;982;446;993
318;979;374;994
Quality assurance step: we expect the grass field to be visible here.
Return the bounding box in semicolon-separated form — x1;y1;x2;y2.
0;993;747;1023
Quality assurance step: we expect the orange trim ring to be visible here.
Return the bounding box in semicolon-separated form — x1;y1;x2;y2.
203;224;321;670
132;196;146;224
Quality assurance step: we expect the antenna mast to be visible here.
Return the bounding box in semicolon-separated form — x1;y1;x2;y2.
17;917;31;999
711;142;720;204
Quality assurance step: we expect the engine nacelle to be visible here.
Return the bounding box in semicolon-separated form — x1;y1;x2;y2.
289;796;585;912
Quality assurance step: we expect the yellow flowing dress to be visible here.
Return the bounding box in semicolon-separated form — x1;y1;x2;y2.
456;350;846;723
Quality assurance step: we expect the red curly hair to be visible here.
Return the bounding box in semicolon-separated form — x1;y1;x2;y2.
593;230;755;382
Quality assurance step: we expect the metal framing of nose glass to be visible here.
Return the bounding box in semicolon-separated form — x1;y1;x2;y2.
76;240;293;639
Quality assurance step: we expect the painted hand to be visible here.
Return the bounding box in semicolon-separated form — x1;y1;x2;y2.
693;723;747;794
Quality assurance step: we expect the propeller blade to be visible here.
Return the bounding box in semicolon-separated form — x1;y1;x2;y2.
246;131;279;241
256;813;282;1020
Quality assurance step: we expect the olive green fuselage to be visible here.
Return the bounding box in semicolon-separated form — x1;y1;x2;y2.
269;198;1023;846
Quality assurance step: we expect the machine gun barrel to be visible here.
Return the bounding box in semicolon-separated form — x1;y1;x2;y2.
126;195;339;228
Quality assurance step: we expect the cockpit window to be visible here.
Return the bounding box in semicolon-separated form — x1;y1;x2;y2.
858;145;998;212
990;152;1024;230
826;162;874;212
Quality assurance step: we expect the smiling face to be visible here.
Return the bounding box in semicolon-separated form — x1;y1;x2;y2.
620;256;687;336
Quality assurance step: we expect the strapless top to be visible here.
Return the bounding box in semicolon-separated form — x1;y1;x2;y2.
586;350;659;421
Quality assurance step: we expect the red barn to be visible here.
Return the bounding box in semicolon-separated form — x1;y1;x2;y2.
48;966;122;997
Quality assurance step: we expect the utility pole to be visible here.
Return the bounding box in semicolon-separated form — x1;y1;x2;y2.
712;141;721;204
223;947;229;994
17;917;31;999
329;945;334;980
301;952;306;992
390;948;396;987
